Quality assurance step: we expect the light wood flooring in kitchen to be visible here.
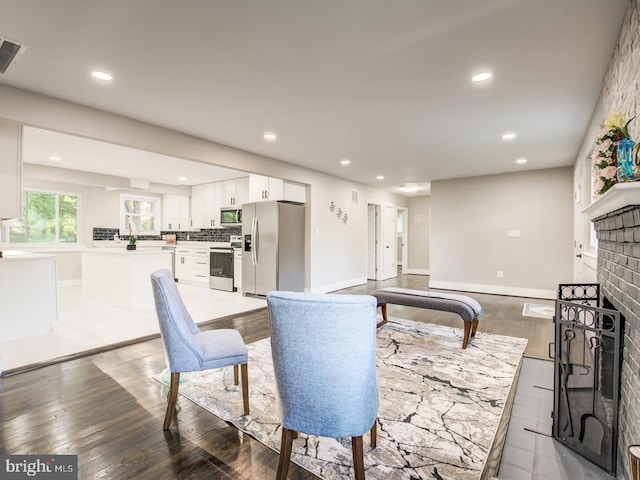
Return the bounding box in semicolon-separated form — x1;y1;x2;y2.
0;273;556;479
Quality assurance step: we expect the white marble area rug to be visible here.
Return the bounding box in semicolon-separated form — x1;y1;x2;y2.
153;318;527;480
522;302;555;319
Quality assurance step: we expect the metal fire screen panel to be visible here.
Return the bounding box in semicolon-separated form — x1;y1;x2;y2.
553;285;621;476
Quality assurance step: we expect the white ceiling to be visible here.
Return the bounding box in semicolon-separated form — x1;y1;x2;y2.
0;0;629;195
22;126;246;186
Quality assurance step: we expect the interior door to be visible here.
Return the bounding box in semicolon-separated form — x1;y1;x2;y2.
382;204;396;279
574;165;586;282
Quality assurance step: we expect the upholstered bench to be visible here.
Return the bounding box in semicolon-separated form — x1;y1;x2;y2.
369;287;484;349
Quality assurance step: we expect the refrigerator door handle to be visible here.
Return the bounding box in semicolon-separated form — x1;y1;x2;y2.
251;216;258;267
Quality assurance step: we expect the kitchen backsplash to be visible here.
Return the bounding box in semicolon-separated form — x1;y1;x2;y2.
93;227;242;242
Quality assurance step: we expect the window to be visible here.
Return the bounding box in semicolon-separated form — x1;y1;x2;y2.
3;190;79;244
120;194;160;235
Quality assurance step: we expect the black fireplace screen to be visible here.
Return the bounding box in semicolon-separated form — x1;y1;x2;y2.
552;284;621;476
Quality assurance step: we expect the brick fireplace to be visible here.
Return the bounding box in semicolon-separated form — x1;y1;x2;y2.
586;184;640;477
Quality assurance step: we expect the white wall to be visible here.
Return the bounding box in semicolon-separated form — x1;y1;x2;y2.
1;84;407;292
406;195;430;274
430;167;574;299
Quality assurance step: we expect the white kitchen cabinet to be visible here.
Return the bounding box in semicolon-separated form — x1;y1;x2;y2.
205;182;223;228
283;181;306;203
175;246;210;286
163;194;190;231
0;121;22;219
190;184;206;229
248;174;284;202
233;249;242;292
0;251;57;341
222;177;248;207
191;183;221;229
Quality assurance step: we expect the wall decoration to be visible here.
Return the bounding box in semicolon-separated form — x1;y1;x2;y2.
414;213;426;227
328;201;348;225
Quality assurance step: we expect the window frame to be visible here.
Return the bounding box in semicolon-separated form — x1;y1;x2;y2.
120;193;162;236
1;188;82;246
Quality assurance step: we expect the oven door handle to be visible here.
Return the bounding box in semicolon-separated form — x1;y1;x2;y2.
211;248;233;253
251;216;258;267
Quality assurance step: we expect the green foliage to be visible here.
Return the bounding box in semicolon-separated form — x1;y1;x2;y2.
8;191;78;244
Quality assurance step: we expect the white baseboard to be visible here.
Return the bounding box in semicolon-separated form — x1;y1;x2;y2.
428;280;555;300
403;268;430;276
309;276;368;293
58;279;82;288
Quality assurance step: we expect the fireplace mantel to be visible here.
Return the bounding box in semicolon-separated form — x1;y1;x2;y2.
582;182;640;221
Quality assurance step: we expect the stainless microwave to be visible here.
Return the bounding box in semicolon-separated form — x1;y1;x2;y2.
220;207;242;226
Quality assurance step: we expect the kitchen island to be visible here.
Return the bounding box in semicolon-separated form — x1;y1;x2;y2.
0;251;58;341
82;248;172;311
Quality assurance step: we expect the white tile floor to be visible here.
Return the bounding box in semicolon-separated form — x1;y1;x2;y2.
500;358;615;479
0;283;265;373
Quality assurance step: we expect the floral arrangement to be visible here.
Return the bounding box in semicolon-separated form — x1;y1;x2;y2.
592;111;635;197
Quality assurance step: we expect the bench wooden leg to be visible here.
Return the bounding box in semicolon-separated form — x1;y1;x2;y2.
462;322;471;349
462;319;479;349
471;319;479;340
376;304;388;328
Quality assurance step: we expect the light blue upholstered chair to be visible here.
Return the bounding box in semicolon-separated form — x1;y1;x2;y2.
151;269;249;430
266;291;379;480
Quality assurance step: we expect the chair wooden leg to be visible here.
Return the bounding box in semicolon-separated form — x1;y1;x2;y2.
233;364;239;385
163;372;180;430
370;419;377;448
240;363;249;416
352;435;365;480
376;303;388;328
276;427;296;480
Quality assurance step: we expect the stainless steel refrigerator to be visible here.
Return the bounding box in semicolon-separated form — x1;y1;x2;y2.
242;200;305;296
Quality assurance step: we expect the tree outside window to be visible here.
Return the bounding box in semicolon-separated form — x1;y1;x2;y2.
6;190;79;244
121;194;160;235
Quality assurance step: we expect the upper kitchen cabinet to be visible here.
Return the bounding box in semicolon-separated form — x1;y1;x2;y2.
222;177;248;207
191;182;222;228
0;121;22;219
283;181;306;203
162;194;190;231
248;174;284;202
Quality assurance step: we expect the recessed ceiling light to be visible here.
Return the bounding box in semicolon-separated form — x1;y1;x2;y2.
502;132;516;141
471;71;493;83
376;175;384;180
401;183;419;193
263;131;277;142
91;70;113;82
516;158;527;164
48;155;62;162
340;159;351;166
178;176;187;181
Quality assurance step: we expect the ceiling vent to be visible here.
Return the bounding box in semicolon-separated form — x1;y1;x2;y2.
0;37;27;74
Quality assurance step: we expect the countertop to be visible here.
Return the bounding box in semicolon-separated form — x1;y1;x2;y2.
83;248;172;256
0;250;56;262
92;240;231;249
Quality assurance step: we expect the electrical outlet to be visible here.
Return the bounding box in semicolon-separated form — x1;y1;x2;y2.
497;270;504;278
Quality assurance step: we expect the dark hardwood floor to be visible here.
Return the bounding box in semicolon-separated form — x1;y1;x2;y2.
0;273;554;479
